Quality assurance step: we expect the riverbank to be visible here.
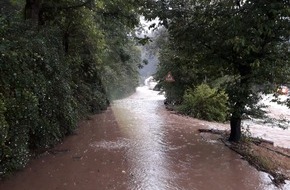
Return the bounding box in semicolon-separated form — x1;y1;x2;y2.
165;93;290;188
198;128;290;187
226;136;290;187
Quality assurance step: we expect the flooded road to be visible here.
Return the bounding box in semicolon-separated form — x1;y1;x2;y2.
0;87;285;190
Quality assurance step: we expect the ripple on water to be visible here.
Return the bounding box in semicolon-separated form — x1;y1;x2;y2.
89;138;132;150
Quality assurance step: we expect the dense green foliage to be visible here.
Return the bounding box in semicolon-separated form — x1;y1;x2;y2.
0;0;142;176
178;84;228;122
144;0;290;141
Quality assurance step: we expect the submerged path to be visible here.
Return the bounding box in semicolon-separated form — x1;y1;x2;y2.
0;87;281;190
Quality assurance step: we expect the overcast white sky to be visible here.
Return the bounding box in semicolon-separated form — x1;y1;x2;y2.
139;16;160;36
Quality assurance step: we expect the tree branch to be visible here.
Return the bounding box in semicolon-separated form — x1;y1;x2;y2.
58;0;93;10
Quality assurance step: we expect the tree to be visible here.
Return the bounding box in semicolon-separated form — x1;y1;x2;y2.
0;0;143;176
97;0;142;99
143;0;290;142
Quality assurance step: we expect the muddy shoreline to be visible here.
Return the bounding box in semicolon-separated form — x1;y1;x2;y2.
198;128;290;187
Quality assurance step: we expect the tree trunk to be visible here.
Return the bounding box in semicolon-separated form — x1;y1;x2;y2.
229;115;242;142
63;32;69;54
228;64;251;142
24;0;42;20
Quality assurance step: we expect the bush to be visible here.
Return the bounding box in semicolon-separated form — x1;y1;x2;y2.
0;0;141;177
178;84;229;122
0;95;9;175
0;91;38;175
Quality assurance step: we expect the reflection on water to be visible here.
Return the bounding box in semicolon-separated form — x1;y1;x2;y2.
113;97;170;190
109;87;285;190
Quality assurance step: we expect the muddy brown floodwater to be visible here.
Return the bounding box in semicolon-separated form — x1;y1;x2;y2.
0;87;284;190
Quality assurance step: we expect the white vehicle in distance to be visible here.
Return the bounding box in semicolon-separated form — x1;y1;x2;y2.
144;76;157;90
